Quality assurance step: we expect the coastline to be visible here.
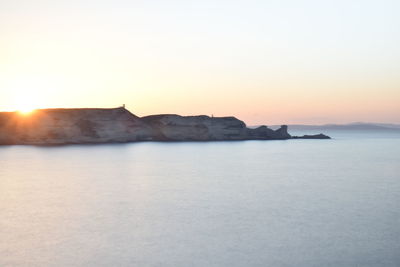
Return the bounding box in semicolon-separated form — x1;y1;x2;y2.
0;107;330;145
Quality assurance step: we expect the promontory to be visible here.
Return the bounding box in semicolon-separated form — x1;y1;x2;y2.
0;107;330;145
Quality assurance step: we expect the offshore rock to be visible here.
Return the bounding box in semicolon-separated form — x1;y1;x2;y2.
292;133;331;139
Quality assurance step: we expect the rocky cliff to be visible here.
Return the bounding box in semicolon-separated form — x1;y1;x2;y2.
0;108;154;145
142;114;291;141
0;107;327;145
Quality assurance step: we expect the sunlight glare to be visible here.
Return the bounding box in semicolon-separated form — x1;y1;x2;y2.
18;107;35;115
15;95;40;115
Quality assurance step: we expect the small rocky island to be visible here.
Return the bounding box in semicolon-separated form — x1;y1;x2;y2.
0;107;330;145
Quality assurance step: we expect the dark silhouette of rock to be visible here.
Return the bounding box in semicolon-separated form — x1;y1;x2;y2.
292;133;331;139
249;125;292;140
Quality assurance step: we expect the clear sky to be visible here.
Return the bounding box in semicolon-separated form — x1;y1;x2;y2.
1;0;399;125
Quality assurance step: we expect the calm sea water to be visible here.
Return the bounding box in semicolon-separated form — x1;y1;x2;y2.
1;131;400;267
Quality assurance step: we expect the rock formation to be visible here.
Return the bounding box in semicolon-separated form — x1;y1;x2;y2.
142;114;291;141
0;108;154;145
0;107;329;145
292;133;331;139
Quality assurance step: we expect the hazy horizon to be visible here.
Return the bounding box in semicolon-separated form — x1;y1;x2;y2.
1;0;399;125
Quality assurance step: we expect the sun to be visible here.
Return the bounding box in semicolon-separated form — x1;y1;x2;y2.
15;99;39;115
18;106;36;115
8;81;48;115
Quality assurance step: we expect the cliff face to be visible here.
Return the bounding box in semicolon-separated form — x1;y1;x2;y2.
142;114;291;141
142;115;247;141
0;108;297;145
0;108;154;145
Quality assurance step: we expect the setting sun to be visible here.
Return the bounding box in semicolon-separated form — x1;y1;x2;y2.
14;98;39;115
18;107;35;115
9;89;43;115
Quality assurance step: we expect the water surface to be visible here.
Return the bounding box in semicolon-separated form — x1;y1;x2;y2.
1;131;400;266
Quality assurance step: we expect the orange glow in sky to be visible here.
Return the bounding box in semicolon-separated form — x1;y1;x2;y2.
1;0;399;125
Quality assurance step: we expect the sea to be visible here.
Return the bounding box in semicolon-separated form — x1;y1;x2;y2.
1;130;399;267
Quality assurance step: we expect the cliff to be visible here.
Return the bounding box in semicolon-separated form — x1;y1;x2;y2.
0;107;328;145
142;114;291;141
0;108;154;145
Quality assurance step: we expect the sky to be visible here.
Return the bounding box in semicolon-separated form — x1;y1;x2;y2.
0;0;399;125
